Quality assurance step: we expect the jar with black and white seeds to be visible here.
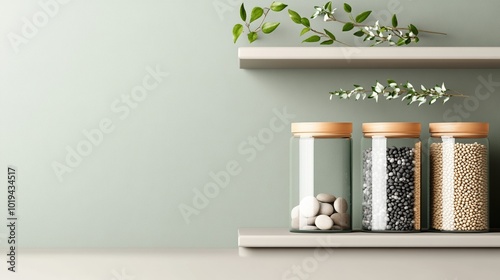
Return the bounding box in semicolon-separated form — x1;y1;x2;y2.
362;123;422;232
429;122;489;232
290;122;352;232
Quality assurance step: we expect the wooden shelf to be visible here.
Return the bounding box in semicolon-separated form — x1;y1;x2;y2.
239;228;500;248
238;47;500;69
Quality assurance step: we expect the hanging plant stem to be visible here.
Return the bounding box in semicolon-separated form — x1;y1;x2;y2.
329;80;466;106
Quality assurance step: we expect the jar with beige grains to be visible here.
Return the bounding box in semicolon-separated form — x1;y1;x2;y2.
429;122;489;232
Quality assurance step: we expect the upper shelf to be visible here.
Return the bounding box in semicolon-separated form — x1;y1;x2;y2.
238;47;500;69
238;228;500;248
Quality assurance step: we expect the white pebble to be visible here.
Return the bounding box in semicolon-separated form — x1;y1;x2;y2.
291;205;299;219
319;203;334;216
316;193;336;203
300;196;320;217
307;216;317;225
334;197;348;213
315;215;334;230
331;213;350;229
301;225;319;230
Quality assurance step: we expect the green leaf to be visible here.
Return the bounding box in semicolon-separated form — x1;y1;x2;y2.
240;4;247;21
355;11;372;23
401;94;411;101
302;35;321;43
405;38;411;44
387;79;396;85
270;2;288;12
325;1;333;12
248;32;258;43
397;38;406;46
353;30;365;37
342;22;354;32
324;29;336;40
392;14;398;28
288;9;302;24
232;24;243;43
250;7;264;23
262;22;280;34
344;3;352;13
300;27;311;36
409;24;419;35
301;17;310;27
364;35;374;41
321;40;334;45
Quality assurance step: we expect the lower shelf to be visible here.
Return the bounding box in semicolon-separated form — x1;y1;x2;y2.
238;228;500;278
239;228;500;249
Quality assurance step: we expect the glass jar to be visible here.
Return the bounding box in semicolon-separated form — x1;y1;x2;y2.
429;122;489;232
290;122;352;232
361;122;422;232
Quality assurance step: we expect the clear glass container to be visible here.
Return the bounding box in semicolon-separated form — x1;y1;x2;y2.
429;122;489;232
290;122;352;232
361;122;422;232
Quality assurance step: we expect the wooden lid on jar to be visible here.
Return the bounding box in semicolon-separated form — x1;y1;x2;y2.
292;122;352;138
362;122;421;138
429;122;489;138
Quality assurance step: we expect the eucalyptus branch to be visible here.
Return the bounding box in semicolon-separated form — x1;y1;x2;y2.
307;27;350;46
233;1;446;46
253;8;271;33
323;14;446;35
329;80;466;106
233;2;287;43
307;2;446;46
289;8;343;46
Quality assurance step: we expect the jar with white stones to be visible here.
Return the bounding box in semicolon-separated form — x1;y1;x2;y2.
362;123;422;232
429;122;489;232
290;122;352;232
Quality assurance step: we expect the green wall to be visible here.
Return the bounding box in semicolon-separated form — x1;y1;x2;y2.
0;0;499;248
